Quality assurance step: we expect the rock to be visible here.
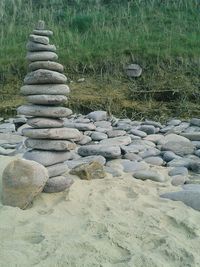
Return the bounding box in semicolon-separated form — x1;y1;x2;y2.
125;64;142;77
115;123;132;131
144;156;164;166
167;119;181;126
27;117;64;128
24;150;73;166
121;144;146;154
161;141;194;156
121;160;149;173
26;51;58;62
22;128;82;141
133;170;165;182
78;144;121;159
43;176;73;193
0;147;15;156
158;134;190;145
87;111;107;121
63;122;96;131
167;158;191;168
190;118;200;127
192;141;200;149
144;134;164;144
2;159;48;209
182;184;200;191
168;167;188;177
129;135;141;140
17;105;72;118
29;34;49;45
24;70;67;85
189;161;200;174
28;61;63;73
26;95;67;105
100;136;131;146
129;129;147;138
162;151;182;162
91;132;107;141
141;120;163;128
33;29;53;36
107;130;126;138
70;161;106;180
104;166;122;177
195;149;200;157
180;132;200;141
138;125;156;135
47;163;69;177
94;121;111;128
25;139;76;151
139;148;160;159
123;153;142;161
77;78;85;82
20;84;70;96
78;135;92;145
0;123;15;133
26;41;56;52
171;175;186;186
95;126;112;133
66;155;106;169
161;191;200;211
0;133;24;145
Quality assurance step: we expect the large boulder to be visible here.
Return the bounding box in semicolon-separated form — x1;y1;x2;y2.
2;159;49;209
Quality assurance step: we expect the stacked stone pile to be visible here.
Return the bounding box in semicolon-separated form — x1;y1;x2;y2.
17;20;83;192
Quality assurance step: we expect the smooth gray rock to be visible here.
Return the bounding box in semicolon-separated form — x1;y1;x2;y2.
104;166;122;177
26;51;58;62
2;159;48;209
144;156;164;166
78;145;121;159
95;126;112;133
47;163;69;178
94;121;111;128
29;34;49;45
158;134;190;145
144;134;164;144
129;129;147;138
195;149;200;157
24;69;67;85
168;167;188;177
17;105;72;118
63;122;96;131
167;158;191;168
115;123;132;131
26;94;67;105
25;139;76;151
141;120;163;128
171;175;186;186
133;170;165;182
0;147;15;156
0;123;15;133
33;29;53;36
43;176;73;193
100;136;131;146
91;132;107;141
139;148;160;159
180;132;200;141
190;118;200;127
27;117;64;128
162;151;182;162
167;119;181;126
78;135;92;145
129;135;141;140
26;41;56;52
161;141;194;156
21;84;70;95
28;61;63;72
192;141;200;149
160;125;174;133
183;184;200;191
189;161;200;173
87;111;107;121
121;144;146;154
24;150;73;166
22;128;82;141
123;153;142;161
121;160;149;173
161;191;200;211
138;125;156;135
107;130;126;138
0;133;24;145
184;126;200;133
66;155;106;169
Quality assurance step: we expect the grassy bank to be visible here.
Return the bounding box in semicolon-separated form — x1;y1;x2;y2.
0;0;200;119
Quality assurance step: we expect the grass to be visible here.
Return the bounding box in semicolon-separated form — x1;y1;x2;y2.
0;0;200;119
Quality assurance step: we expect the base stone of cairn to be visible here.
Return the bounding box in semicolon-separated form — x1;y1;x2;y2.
17;20;82;192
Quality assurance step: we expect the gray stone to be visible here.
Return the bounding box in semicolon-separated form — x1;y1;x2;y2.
168;167;188;177
94;121;111;128
115;123;132;131
182;184;200;191
26;41;56;52
158;134;190;145
26;51;58;62
192;141;200;149
189;161;200;174
28;61;63;72
171;122;190;134
43;176;73;193
75;118;90;123
138;125;156;135
129;135;141;140
0;147;15;156
24;69;67;85
184;126;200;133
22;128;82;141
121;160;149;173
141;120;163;128
20;84;70;96
66;155;106;169
161;141;194;156
160;125;174;133
25;139;76;151
180;132;200;141
26;94;67;105
133;170;165;182
87;111;107;121
27;117;64;128
63;122;96;131
104;166;122;177
167;158;191;168
144;134;164;144
91;132;108;141
17;105;72;118
162;151;182;162
100;136;131;146
129;129;147;138
171;175;186;186
0;123;15;133
107;130;126;138
121;144;146;154
47;163;69;178
2;159;48;209
24;150;73;166
33;29;53;36
123;153;142;161
139;148;160;159
195;149;200;157
144;156;164;166
125;63;142;77
78;135;92;145
95;126;112;133
0;133;24;145
167;119;181;126
29;34;49;45
161;191;200;211
78;144;121;159
190;118;200;127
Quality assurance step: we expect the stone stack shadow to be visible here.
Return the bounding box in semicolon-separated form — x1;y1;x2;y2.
17;20;83;192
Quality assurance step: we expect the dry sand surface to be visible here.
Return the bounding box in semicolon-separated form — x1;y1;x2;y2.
0;155;200;267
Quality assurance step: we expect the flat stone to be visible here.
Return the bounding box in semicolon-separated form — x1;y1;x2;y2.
17;105;72;118
25;139;76;151
190;118;200;127
66;155;106;169
167;158;191;168
189;161;200;174
129;129;147;138
183;184;200;191
33;29;53;36
47;163;69;178
70;161;106;180
91;132;107;141
0;123;15;133
26;51;58;62
26;41;56;52
162;151;182;162
139;148;160;159
27;117;64;128
180;132;200;141
107;130;126;138
94;121;111;128
24;150;73;166
28;61;63;72
63;121;96;131
129;135;141;141
144;156;164;166
133;170;165;182
29;34;49;45
22;128;82;141
78;135;92;145
123;153;142;161
168;167;188;177
144;134;164;144
0;147;15;156
141;120;163;128
161;191;200;211
26;95;67;105
158;133;190;145
192;141;200;149
115;123;132;131
87;111;107;121
167;119;181;126
95;126;112;133
121;160;149;173
78;144;121;159
100;136;131;146
121;144;146;154
24;70;67;85
171;175;186;186
184;126;200;133
161;141;194;156
2;159;48;209
138;125;156;135
104;166;122;177
21;84;70;96
0;133;24;145
43;176;73;193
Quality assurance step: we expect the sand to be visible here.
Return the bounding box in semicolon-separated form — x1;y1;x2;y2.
0;155;200;267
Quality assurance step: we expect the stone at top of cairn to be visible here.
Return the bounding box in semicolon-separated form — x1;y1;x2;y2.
36;20;45;30
33;20;53;37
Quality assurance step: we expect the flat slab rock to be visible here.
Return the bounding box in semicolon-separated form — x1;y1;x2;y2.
47;163;69;178
26;41;56;53
27;117;64;128
28;61;63;73
26;51;58;62
78;144;121;159
43;176;73;193
2;159;49;209
100;136;131;146
21;84;70;96
63;121;96;131
161;141;194;156
133;170;166;182
26;95;67;105
29;34;49;45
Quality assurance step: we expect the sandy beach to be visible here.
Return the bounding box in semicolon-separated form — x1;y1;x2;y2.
0;155;200;267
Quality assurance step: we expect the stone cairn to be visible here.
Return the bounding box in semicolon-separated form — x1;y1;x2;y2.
17;20;83;193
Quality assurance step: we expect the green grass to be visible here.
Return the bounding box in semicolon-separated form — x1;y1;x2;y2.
0;0;200;119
